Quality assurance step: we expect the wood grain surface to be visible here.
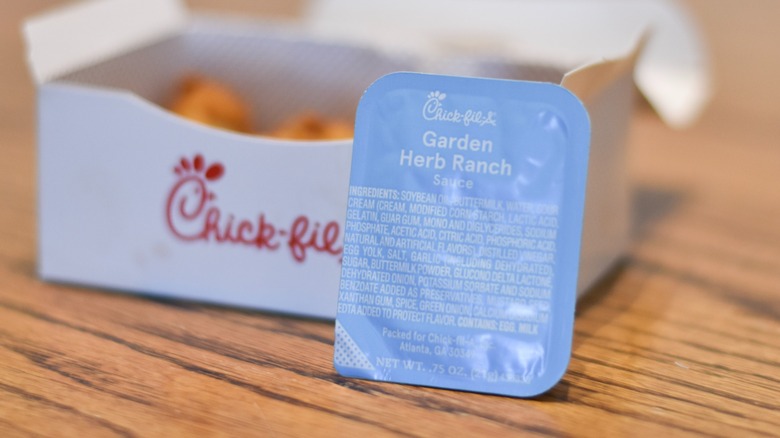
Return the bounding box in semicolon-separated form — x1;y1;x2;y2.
2;1;779;436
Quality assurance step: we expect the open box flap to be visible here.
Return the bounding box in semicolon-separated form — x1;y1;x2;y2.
306;0;710;128
562;34;647;105
24;0;187;84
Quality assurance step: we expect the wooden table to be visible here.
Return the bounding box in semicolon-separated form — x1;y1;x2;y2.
2;1;778;436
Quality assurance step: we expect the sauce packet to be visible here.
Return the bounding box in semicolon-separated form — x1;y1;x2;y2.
334;72;590;397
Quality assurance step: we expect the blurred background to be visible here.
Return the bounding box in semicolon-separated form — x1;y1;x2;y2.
8;0;780;118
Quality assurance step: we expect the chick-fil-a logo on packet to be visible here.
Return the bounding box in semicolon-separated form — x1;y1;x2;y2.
422;90;497;127
165;154;342;263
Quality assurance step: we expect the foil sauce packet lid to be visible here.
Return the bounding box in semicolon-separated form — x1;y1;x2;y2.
334;72;591;397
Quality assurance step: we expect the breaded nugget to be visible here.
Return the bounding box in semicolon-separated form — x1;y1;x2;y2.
169;75;252;133
269;112;353;140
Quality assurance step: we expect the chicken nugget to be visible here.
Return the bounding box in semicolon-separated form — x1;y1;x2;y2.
269;112;353;140
169;75;252;133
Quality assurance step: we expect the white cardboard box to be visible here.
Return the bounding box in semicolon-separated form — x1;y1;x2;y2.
24;0;707;318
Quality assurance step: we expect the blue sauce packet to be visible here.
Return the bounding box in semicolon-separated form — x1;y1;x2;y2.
334;72;590;397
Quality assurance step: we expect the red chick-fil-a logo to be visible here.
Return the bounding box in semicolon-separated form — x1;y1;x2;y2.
165;154;342;263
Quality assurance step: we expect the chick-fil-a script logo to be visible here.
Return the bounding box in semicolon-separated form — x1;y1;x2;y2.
165;154;342;263
422;90;497;127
